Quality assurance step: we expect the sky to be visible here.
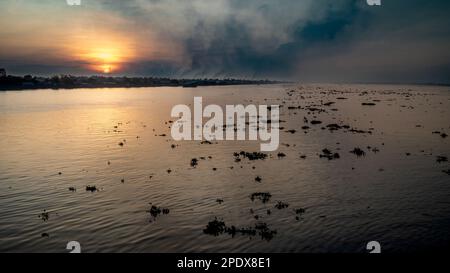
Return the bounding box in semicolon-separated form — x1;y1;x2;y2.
0;0;449;83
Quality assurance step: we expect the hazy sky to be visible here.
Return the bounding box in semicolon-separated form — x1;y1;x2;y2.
1;0;449;83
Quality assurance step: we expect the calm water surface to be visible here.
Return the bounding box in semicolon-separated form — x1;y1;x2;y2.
0;84;449;253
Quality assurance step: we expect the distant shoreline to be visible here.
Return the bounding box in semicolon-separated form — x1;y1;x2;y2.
0;74;282;91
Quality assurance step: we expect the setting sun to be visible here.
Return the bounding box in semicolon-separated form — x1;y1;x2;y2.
101;64;112;74
66;31;136;74
84;49;124;74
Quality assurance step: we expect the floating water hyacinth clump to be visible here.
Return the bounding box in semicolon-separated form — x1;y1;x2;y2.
437;156;448;163
86;185;97;192
275;201;289;209
203;217;277;241
147;204;170;221
233;151;268;161
350;148;366;157
250;192;272;204
319;148;340;160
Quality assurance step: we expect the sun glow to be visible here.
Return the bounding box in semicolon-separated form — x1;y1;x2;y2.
101;64;112;74
67;33;136;74
84;48;125;74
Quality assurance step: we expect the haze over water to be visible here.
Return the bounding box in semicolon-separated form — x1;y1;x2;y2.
0;84;449;253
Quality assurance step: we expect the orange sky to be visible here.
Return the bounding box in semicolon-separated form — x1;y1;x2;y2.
0;1;185;75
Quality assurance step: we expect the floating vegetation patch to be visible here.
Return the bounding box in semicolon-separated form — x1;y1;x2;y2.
295;208;306;214
326;124;342;131
190;158;198;168
38;210;50;221
437;156;448;163
147;204;170;221
203;218;227;236
234;151;268;161
250;192;272;204
253;222;277;241
86;185;98;192
350;148;366;157
203;217;277;241
275;201;289;209
349;128;372;134
319;148;340;160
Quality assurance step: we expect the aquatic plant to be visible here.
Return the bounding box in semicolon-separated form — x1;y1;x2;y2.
86;185;97;192
148;205;170;220
250;192;272;204
234;151;268;161
350;148;366;157
190;158;198;168
203;217;227;236
437;156;448;163
275;201;289;209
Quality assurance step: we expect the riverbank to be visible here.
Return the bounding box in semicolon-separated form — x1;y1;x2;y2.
0;74;282;91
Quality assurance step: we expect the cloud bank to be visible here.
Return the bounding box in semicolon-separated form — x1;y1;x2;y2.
0;0;449;83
